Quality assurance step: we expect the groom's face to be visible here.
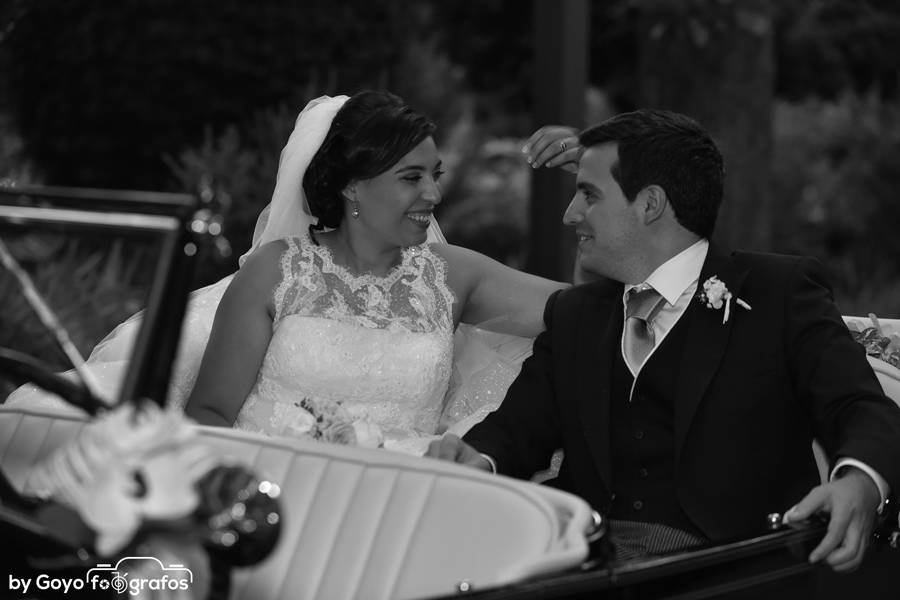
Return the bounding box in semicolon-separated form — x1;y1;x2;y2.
564;143;643;282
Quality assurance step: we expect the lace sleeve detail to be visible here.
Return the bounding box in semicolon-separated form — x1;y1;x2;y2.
427;244;456;315
418;243;456;333
272;237;303;323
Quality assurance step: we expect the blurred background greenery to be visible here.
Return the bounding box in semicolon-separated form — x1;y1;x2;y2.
1;0;898;376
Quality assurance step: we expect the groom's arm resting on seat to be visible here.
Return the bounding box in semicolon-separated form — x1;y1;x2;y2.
783;466;883;572
830;459;890;512
780;256;900;571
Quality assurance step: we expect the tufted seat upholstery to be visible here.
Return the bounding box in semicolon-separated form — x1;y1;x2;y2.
0;405;592;600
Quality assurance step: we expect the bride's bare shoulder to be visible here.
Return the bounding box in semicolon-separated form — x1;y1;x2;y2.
229;239;291;298
425;242;485;286
427;242;489;270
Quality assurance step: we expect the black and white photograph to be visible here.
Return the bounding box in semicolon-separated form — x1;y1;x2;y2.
1;1;898;599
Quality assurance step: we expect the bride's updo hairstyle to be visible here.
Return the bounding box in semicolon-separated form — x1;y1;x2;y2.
304;90;436;229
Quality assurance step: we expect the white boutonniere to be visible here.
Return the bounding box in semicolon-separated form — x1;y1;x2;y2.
697;276;752;324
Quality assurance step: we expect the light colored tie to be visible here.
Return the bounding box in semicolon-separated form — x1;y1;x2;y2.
623;286;665;373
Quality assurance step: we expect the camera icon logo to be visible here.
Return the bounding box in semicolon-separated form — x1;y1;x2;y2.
85;556;194;594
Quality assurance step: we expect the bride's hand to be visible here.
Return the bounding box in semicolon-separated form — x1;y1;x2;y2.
522;125;581;173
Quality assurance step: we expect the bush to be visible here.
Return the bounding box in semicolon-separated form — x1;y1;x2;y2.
164;105;298;284
1;0;424;190
437;135;532;268
772;92;900;315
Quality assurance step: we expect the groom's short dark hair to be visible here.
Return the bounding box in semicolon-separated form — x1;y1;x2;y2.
579;109;724;239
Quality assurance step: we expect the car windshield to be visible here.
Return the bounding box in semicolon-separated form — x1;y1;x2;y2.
0;186;201;408
1;226;157;401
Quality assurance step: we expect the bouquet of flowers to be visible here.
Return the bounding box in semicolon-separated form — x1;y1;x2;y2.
18;401;283;597
281;396;385;448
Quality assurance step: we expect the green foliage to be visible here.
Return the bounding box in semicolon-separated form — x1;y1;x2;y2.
1;0;423;189
430;0;900;124
775;0;900;100
164;105;298;283
3;0;900;320
772;92;900;315
438;135;532;268
1;0;471;285
429;1;640;127
428;1;534;130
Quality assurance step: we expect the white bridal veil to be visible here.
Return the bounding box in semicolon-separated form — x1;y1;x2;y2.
6;95;451;410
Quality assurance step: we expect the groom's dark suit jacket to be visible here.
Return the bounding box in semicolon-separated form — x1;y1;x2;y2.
464;245;900;542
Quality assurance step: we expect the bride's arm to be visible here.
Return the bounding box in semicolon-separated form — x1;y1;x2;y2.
184;242;284;427
436;244;569;337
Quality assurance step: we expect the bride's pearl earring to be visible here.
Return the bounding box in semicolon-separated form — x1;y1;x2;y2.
351;200;360;219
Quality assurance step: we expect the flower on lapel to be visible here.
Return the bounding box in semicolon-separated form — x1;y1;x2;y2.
697;275;752;324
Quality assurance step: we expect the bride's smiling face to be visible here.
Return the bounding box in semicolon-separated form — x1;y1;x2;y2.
351;137;444;247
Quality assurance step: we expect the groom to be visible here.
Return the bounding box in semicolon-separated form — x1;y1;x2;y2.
428;109;900;571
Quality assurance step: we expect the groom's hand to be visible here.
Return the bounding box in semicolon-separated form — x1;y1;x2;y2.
425;434;493;472
782;467;880;572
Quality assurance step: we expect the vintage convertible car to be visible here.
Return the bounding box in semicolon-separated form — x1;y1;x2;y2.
1;186;897;599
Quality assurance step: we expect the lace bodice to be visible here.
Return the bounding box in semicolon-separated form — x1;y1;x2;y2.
273;235;455;332
235;234;456;453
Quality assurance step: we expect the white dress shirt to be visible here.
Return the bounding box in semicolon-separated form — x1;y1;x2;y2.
621;239;709;381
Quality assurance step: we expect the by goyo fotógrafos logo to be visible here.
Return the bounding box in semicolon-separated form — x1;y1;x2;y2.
85;556;194;596
8;556;193;596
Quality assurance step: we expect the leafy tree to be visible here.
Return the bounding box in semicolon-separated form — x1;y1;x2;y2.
1;0;421;189
637;0;776;251
775;0;900;100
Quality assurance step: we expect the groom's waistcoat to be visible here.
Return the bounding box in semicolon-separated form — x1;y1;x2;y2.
608;311;703;537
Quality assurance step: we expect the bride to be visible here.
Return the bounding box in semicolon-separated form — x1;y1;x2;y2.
185;90;570;453
7;91;576;454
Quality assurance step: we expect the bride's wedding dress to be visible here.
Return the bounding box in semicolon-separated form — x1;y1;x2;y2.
235;233;455;454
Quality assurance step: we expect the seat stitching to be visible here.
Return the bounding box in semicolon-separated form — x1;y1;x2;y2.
349;469;399;600
308;460;365;600
384;473;437;598
271;454;329;600
232;439;270;598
